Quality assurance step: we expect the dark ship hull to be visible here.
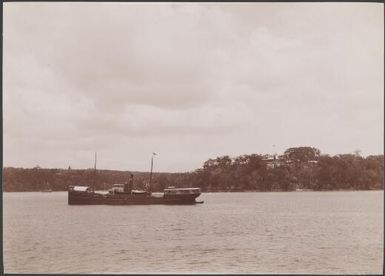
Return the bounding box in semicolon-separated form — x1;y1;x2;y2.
68;187;203;205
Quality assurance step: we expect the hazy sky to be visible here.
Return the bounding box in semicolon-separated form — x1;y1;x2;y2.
3;3;384;172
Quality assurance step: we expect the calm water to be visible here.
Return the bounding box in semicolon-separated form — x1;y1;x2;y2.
3;191;383;274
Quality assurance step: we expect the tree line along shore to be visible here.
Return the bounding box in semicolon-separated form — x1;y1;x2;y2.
3;147;383;192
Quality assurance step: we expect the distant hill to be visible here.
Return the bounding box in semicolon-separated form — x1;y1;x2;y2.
2;167;186;192
3;147;384;192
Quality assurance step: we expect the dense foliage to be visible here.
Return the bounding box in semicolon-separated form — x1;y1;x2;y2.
3;147;383;192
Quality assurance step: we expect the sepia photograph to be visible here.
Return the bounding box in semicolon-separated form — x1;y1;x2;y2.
2;2;384;274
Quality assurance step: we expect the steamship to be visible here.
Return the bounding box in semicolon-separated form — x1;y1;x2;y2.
68;153;203;205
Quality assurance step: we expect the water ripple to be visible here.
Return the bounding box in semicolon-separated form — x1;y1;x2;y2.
3;191;383;274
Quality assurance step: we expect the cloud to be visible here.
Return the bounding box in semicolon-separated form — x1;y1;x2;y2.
3;3;383;171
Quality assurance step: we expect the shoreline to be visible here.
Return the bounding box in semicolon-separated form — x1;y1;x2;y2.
3;189;383;193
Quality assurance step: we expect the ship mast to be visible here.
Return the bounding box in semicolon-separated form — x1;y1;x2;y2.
93;152;97;192
149;152;156;193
